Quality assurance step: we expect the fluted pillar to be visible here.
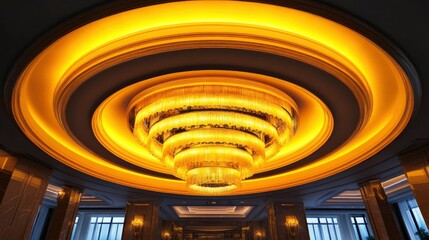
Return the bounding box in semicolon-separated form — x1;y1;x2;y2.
0;151;51;240
399;144;429;226
267;201;310;240
359;180;402;240
45;186;83;240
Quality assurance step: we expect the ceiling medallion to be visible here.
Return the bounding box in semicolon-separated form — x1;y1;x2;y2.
10;1;415;195
130;81;297;194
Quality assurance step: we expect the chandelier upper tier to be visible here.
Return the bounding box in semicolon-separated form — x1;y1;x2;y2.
130;81;298;194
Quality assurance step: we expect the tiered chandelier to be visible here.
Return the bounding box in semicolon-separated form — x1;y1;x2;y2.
131;81;297;194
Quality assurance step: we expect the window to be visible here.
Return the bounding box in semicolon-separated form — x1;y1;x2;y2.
398;198;428;240
71;211;125;240
350;215;372;240
406;199;428;232
86;216;124;240
70;216;79;239
307;217;342;240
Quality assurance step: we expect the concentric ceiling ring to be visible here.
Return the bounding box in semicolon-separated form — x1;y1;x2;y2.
11;1;414;195
93;71;332;177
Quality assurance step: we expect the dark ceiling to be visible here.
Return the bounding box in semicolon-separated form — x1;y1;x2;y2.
1;0;428;220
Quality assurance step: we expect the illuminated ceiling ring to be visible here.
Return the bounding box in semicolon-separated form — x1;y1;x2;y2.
11;1;415;195
94;72;331;177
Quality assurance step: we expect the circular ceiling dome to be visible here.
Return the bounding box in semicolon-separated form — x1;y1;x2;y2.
11;1;415;195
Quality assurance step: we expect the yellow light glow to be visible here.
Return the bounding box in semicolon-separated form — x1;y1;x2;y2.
131;219;143;227
285;216;299;238
11;1;414;195
163;129;265;169
131;82;297;194
96;72;329;176
285;216;299;228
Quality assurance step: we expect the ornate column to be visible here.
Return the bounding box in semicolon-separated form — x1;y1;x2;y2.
399;144;429;226
0;151;51;240
359;179;402;240
122;201;160;240
45;186;83;240
267;201;310;240
0;151;17;202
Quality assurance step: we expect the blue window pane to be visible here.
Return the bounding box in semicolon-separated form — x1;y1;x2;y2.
352;225;359;240
351;215;373;240
86;224;94;240
335;224;342;240
93;224;101;239
116;224;124;239
71;216;79;240
328;225;336;240
72;213;125;240
358;225;369;239
314;224;322;240
108;224;118;240
309;225;316;240
307;217;340;240
411;208;428;230
71;227;77;239
99;224;110;239
356;217;365;224
408;199;418;208
113;217;124;223
321;225;330;239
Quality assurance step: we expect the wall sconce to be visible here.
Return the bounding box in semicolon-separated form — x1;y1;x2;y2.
285;216;299;239
131;217;144;239
57;191;65;199
255;231;263;240
162;231;171;240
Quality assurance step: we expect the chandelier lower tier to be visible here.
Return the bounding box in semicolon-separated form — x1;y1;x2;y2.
130;81;298;194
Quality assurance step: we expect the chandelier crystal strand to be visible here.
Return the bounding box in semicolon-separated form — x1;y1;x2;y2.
131;82;297;194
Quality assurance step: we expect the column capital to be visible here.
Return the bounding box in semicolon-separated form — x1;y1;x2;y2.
45;186;83;240
359;179;402;240
398;144;429;227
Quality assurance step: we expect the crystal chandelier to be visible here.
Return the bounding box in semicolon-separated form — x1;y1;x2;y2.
131;81;297;194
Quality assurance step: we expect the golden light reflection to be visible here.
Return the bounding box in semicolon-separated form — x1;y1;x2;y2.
131;217;144;239
130;81;297;194
11;1;414;195
285;216;299;239
95;71;330;175
406;170;428;184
